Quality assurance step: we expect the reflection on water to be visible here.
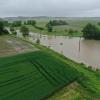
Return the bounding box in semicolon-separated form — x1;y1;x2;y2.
18;32;100;69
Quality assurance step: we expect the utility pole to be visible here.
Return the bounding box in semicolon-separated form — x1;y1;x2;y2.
79;36;81;53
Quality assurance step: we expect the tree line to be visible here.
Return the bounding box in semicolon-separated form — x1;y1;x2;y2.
1;19;100;40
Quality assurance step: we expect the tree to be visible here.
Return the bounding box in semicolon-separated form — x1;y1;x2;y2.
0;21;4;35
36;38;40;44
26;20;36;26
98;22;100;26
11;21;22;27
82;23;100;40
31;20;36;26
10;27;17;35
20;26;29;37
68;29;74;34
46;24;53;32
4;21;9;26
0;21;9;35
10;27;15;32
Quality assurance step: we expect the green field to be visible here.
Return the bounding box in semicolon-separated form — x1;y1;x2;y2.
0;50;80;100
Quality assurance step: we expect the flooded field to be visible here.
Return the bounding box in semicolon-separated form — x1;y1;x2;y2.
28;32;100;69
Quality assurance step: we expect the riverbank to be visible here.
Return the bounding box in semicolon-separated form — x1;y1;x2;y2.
18;35;100;99
34;44;100;99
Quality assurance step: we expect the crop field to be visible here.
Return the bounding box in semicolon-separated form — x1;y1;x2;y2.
0;51;80;100
0;36;37;57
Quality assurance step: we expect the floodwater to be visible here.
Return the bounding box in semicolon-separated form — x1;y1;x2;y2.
18;31;100;69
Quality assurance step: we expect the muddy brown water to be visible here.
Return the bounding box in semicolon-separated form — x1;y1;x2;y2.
17;31;100;69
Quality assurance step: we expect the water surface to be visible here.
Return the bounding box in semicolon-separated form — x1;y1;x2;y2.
18;32;100;69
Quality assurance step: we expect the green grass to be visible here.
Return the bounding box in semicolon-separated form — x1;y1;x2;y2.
0;51;80;100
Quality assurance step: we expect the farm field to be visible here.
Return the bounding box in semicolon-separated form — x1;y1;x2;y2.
0;35;37;57
27;18;100;36
0;51;80;100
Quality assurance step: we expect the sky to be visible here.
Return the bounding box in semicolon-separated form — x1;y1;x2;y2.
0;0;100;17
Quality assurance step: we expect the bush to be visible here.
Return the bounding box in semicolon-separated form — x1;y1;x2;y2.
20;26;29;37
82;23;100;40
36;39;40;44
3;29;9;35
34;26;44;30
68;29;74;33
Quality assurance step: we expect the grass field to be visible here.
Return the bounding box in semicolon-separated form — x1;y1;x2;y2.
0;51;80;100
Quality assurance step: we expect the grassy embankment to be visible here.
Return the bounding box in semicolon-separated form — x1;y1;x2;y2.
34;44;100;100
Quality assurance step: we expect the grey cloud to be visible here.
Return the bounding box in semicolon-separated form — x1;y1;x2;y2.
0;0;100;17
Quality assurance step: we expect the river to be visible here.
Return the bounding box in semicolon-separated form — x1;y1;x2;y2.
17;31;100;70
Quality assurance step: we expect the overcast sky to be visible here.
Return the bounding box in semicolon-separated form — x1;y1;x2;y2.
0;0;100;17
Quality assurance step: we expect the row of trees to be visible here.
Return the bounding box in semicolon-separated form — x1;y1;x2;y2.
24;20;44;30
24;20;36;26
45;20;68;32
3;20;36;27
11;21;22;27
47;20;68;26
